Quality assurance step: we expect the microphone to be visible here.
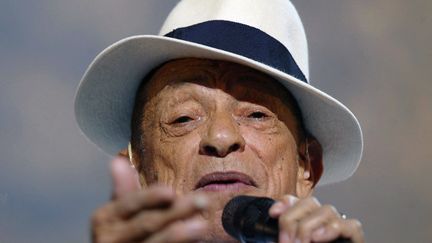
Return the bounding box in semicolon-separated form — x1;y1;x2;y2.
222;195;352;243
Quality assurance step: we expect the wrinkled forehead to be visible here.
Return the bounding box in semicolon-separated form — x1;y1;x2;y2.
130;58;306;143
140;58;300;110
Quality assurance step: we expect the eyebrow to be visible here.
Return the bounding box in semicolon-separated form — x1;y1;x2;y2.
164;89;195;107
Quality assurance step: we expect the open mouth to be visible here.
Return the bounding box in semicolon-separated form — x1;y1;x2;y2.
194;171;257;192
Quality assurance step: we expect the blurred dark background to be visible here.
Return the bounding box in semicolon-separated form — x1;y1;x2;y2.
1;0;430;242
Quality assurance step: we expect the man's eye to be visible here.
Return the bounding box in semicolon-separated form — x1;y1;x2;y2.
172;116;193;124
247;111;268;119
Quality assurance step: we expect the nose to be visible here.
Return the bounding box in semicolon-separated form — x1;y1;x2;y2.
199;112;246;157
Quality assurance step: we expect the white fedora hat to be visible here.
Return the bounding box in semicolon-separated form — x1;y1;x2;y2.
74;0;363;185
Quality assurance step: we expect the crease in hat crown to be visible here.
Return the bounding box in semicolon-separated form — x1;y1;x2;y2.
159;0;309;79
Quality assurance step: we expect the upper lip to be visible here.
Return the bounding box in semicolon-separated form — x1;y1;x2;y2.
194;171;257;190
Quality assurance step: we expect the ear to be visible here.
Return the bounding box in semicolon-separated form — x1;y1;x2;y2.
296;135;323;198
118;144;148;188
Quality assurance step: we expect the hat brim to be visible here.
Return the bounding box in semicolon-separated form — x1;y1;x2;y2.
74;35;363;185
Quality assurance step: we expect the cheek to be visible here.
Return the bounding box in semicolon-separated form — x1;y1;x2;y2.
274;142;299;195
152;132;201;193
242;126;299;196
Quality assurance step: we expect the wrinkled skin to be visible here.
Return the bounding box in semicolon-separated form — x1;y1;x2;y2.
91;58;364;243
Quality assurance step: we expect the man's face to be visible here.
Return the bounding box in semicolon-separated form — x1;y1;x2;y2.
132;58;311;238
135;57;308;198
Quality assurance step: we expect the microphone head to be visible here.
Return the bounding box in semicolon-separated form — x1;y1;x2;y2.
222;195;258;239
222;195;277;241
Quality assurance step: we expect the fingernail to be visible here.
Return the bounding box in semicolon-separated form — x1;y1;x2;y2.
270;201;284;215
186;219;206;230
193;195;208;209
312;226;326;238
295;239;301;243
112;157;127;170
287;195;298;206
279;232;290;243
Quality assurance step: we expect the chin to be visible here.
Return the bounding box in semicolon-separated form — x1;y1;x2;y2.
201;186;259;210
197;189;263;243
199;209;239;243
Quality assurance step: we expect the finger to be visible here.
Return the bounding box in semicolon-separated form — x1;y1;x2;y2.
269;194;298;217
113;185;176;219
120;194;209;241
91;186;176;231
111;156;142;199
296;204;339;243
339;219;364;243
311;219;364;243
144;218;208;243
278;197;321;242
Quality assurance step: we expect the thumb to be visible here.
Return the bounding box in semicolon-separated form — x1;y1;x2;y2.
110;156;141;199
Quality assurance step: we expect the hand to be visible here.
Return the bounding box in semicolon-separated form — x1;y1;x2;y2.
269;195;364;243
91;157;209;243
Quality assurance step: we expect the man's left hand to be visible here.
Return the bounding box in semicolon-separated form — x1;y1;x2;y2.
269;195;364;243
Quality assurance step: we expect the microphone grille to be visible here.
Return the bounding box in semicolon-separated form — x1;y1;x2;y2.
222;195;258;239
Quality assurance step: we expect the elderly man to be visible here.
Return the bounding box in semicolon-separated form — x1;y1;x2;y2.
75;0;364;242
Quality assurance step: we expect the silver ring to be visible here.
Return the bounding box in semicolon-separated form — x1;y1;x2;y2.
340;213;347;219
